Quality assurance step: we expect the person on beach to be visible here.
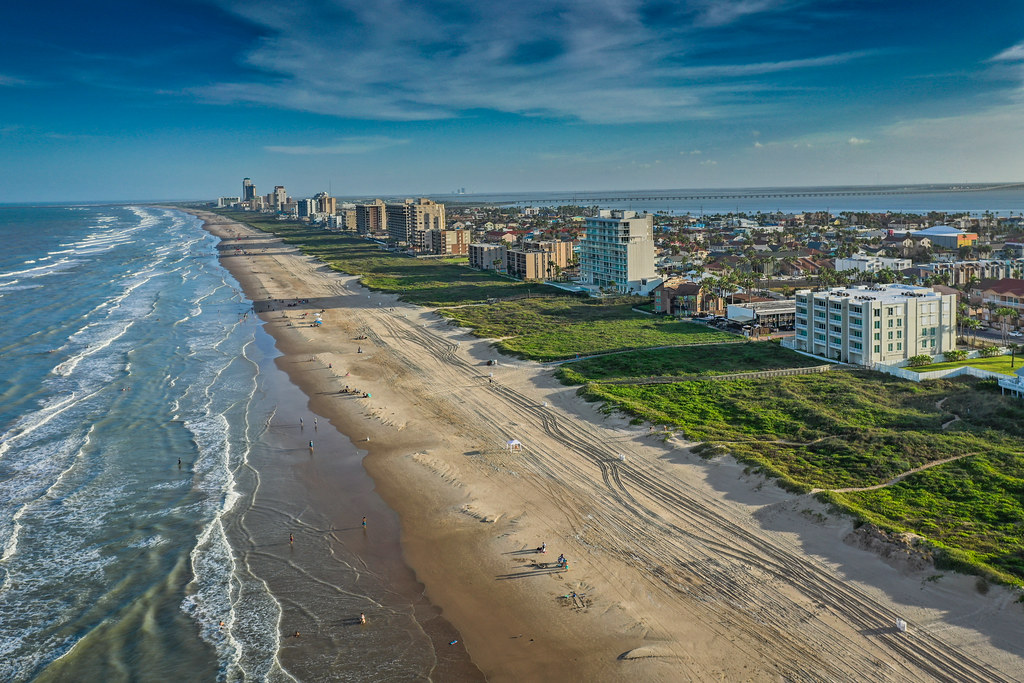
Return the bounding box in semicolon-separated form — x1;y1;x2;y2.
290;533;294;544
309;440;314;449
362;516;367;528
360;613;366;624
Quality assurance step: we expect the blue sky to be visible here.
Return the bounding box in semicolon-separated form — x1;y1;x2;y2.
2;0;1023;202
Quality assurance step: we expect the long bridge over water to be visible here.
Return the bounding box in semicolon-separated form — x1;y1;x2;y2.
447;182;1024;206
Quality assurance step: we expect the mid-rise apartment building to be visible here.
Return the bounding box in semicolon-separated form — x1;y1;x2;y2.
579;210;656;293
242;178;256;201
834;255;911;273
506;240;574;280
792;284;956;365
468;243;507;271
425;228;471;255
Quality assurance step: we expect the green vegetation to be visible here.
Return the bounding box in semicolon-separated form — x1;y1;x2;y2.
217;210;548;305
555;341;821;383
578;369;1024;585
438;298;737;361
833;451;1024;583
216;210;735;361
908;354;1022;377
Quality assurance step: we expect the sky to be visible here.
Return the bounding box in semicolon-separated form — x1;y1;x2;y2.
1;0;1024;202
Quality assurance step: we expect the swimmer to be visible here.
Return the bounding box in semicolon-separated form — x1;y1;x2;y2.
360;613;366;624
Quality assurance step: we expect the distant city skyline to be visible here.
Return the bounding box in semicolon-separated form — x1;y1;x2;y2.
2;1;1024;202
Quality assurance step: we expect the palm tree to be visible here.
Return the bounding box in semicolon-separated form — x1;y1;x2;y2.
996;306;1015;345
964;317;982;347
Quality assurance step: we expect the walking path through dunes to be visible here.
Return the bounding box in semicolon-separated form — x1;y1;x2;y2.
194;212;1024;682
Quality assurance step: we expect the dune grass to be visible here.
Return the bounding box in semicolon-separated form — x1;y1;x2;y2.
555;341;822;383
580;370;1024;585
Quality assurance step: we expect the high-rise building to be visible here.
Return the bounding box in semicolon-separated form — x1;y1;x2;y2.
272;186;288;210
386;198;445;249
579;210;656;293
356;200;387;236
313;191;336;215
242;178;256;201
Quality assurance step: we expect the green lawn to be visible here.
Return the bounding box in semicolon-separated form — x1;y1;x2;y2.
580;370;1024;585
909;354;1023;377
438;297;738;361
555;341;822;383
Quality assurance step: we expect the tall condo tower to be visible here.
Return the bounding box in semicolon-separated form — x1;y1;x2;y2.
242;178;256;201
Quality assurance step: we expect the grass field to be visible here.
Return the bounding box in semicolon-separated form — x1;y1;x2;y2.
555;341;822;383
216;211;548;305
580;370;1024;584
438;297;738;361
217;210;736;361
909;354;1023;377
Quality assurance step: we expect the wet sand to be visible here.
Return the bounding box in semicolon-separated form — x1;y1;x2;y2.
192;209;1024;682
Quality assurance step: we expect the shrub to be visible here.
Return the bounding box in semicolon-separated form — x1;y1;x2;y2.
943;349;968;362
907;354;933;367
979;345;1001;358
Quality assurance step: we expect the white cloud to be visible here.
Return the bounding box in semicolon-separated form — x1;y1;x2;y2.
700;159;718;166
990;41;1024;62
0;74;26;87
754;141;764;148
848;137;870;145
195;0;868;124
265;136;409;155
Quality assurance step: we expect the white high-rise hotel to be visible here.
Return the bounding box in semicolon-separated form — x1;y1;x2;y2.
792;284;957;365
579;210;657;293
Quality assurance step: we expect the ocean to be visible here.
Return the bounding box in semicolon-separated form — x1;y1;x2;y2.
0;206;478;682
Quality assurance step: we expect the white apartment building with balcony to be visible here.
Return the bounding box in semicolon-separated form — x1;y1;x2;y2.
834;254;911;273
579;210;657;293
792;284;956;365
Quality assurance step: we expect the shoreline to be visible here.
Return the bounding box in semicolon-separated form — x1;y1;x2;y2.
189;208;1024;682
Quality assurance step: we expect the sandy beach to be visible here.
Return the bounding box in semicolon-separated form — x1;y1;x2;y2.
192;209;1024;682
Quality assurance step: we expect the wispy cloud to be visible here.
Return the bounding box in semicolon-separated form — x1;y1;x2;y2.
0;74;27;87
265;136;409;155
194;0;872;124
848;137;870;145
989;40;1024;62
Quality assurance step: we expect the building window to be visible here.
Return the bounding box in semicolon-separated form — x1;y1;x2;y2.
888;331;894;340
874;321;881;329
874;333;880;340
888;343;893;351
897;343;902;350
874;345;881;353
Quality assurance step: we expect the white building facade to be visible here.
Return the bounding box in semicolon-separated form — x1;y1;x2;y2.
792;284;956;365
579;210;657;293
835;255;911;273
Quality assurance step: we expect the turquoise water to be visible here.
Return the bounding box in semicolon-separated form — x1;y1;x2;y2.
0;206;478;681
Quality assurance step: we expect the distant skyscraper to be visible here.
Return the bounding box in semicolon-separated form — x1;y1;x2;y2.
272;186;287;210
242;178;256;201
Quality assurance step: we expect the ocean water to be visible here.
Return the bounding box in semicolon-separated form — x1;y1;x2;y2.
0;206;476;681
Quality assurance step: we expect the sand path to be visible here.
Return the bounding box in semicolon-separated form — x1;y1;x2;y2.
196;212;1024;683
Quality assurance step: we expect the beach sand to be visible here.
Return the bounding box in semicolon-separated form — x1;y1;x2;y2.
192;209;1024;682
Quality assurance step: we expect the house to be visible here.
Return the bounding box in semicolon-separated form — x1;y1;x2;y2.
978;278;1024;323
653;278;722;317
